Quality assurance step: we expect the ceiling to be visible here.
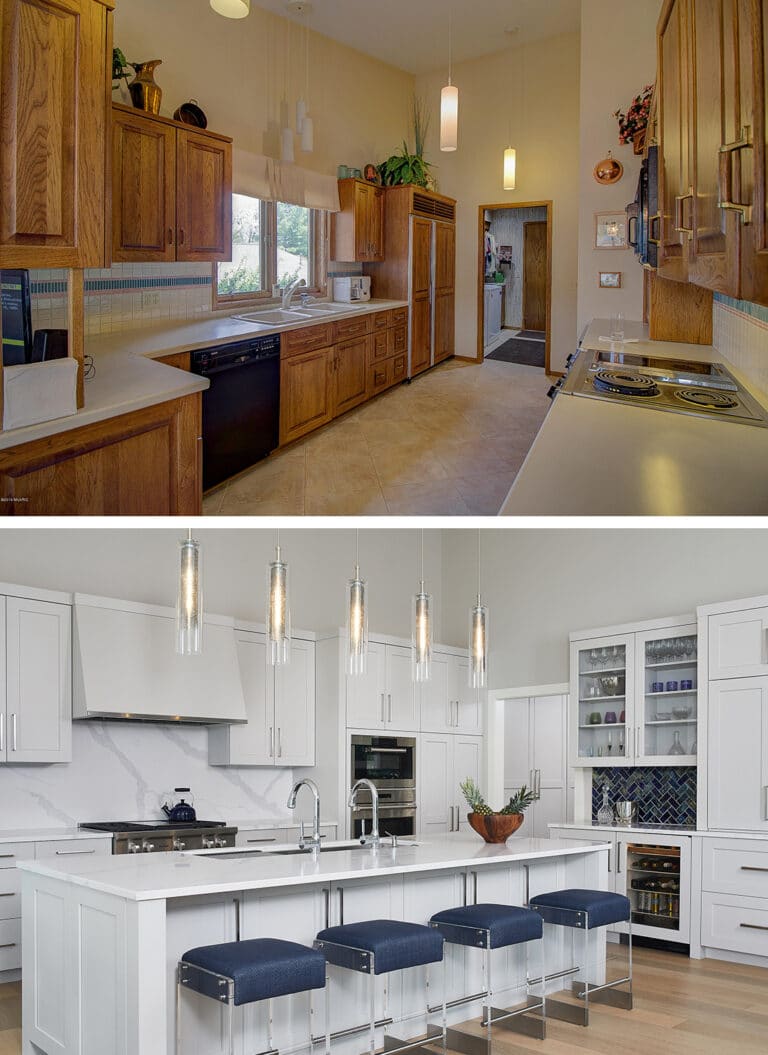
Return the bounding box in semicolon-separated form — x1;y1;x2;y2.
254;0;582;75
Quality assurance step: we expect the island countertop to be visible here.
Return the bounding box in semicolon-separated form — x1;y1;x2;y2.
18;834;609;902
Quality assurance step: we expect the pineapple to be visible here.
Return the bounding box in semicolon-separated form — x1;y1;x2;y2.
500;786;537;815
460;777;493;815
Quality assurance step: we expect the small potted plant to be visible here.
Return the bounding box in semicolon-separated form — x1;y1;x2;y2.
614;84;654;155
459;778;537;843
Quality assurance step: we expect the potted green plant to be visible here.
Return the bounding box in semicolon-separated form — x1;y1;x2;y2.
378;142;432;188
460;778;537;843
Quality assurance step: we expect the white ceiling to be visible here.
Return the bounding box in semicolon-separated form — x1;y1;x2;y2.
255;0;582;75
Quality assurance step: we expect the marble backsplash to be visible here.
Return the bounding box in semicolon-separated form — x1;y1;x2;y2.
0;722;297;830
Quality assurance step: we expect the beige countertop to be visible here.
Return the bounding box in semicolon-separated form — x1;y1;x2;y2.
501;318;768;516
0;299;407;453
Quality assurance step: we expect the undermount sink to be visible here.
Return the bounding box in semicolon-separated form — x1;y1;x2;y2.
193;840;418;861
297;304;360;315
232;309;314;325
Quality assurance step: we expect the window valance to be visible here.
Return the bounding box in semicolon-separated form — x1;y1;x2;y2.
233;149;341;212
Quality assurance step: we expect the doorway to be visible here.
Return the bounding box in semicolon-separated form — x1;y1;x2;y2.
476;201;552;372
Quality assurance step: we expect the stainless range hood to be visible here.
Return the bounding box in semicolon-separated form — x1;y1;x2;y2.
72;594;247;724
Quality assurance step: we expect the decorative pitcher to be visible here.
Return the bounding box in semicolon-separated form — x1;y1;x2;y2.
129;59;163;114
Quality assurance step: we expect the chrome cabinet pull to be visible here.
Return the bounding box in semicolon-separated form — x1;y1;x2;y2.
741;866;768;873
763;786;768;822
277;727;282;758
55;849;95;855
616;841;622;874
0;713;4;754
11;714;16;753
740;923;768;931
380;693;385;723
608;847;612;873
0;855;15;860
462;872;468;905
246;837;277;844
523;863;530;906
0;943;17;949
471;870;478;904
338;887;344;925
718;126;753;224
269;726;274;757
323;888;330;929
0;893;14;898
387;694;392;722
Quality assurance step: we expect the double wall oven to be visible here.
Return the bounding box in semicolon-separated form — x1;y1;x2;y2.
349;735;416;838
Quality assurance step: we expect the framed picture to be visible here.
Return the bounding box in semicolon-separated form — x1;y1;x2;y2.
599;271;622;288
363;163;382;185
497;245;513;264
595;212;628;249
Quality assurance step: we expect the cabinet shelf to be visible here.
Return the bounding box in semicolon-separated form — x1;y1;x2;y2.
578;722;626;729
579;695;626;703
644;659;697;670
645;690;696;698
645;718;696;725
631;911;680;929
579;666;625;677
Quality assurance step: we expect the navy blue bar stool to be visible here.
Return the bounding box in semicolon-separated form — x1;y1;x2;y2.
529;888;632;1027
176;937;329;1055
429;903;547;1050
315;919;445;1055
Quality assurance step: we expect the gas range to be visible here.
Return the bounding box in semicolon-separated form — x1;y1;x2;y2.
554;347;768;428
79;820;237;854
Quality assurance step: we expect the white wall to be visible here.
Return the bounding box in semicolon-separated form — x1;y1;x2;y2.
0;528;442;829
577;0;662;332
441;528;768;688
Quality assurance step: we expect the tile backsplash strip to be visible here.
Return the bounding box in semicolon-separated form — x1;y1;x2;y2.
591;766;697;826
713;293;768;397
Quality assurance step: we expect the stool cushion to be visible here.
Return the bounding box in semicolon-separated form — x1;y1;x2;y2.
316;919;444;975
430;903;543;949
181;938;326;1006
529;889;631;930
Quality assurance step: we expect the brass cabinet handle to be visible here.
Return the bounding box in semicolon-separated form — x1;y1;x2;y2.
718;126;753;224
179;228;186;245
674;188;694;235
648;213;661;246
167;227;174;244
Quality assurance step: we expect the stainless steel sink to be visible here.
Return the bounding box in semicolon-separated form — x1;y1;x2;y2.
194;840;418;861
296;304;359;316
231;309;314;325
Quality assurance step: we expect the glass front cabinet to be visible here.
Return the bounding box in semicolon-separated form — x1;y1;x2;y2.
569;619;698;768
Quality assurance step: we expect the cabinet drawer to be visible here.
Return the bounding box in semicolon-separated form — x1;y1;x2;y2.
368;354;407;396
702;838;768;897
389;323;407;356
282;324;334;357
392;308;408;327
0;844;33;869
0;919;21;971
372;311;391;331
236;825;336;848
369;330;390;364
0;870;20;920
701;891;768;955
333;315;371;342
34;838;110;859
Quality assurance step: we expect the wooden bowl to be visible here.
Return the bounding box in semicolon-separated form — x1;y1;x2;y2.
467;812;524;843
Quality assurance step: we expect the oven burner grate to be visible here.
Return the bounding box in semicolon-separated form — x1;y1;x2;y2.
593;370;660;397
673;388;740;410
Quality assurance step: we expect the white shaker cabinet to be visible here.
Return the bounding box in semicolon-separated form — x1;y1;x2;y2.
346;642;417;731
0;593;71;765
504;692;567;839
420;651;483;735
707;677;768;832
209;628;316;767
418;732;482;836
707;606;768;680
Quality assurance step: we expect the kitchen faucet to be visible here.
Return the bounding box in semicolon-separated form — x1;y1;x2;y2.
282;277;307;309
287;778;322;850
349;778;380;849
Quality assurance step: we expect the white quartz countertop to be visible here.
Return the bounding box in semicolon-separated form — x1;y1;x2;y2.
0;828;112;844
501;318;768;516
0;299;406;453
17;834;609;902
551;822;696;837
234;819;338;831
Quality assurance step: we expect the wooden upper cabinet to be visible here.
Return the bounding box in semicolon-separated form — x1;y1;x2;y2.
740;0;768;304
657;0;692;282
176;128;232;262
0;0;113;268
331;179;385;262
112;109;176;262
110;105;232;264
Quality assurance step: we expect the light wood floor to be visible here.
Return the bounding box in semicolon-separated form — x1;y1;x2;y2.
1;949;765;1054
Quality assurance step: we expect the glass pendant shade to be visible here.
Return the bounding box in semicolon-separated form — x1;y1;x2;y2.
469;597;488;688
176;534;202;655
281;127;295;163
267;547;291;666
296;98;307;134
503;147;517;191
301;115;314;153
412;584;432;682
440;84;459;151
210;0;250;18
346;568;368;676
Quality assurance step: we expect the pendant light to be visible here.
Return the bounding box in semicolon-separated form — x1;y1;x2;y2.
176;529;202;655
346;530;368;676
298;20;314;153
468;531;488;688
210;0;250;18
267;530;291;666
281;20;295;162
440;13;458;152
503;147;517;191
412;531;432;682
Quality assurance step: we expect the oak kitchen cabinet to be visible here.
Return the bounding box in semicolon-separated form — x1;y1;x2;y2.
0;587;72;764
0;0;114;268
208;627;315;767
331;179;385;262
111;104;232;263
0;393;202;516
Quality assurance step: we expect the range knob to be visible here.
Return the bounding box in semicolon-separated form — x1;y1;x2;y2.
142;842;155;853
127;841;141;854
173;838;186;851
202;836;216;849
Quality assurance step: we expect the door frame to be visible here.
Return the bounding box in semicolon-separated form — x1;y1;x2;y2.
476;201;553;373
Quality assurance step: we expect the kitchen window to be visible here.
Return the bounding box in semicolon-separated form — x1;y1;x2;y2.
214;193;327;307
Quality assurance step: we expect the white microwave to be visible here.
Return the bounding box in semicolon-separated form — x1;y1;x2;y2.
333;276;371;302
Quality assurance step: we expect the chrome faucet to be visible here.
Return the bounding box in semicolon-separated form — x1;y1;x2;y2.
287;778;322;850
282;277;307;309
349;779;380;849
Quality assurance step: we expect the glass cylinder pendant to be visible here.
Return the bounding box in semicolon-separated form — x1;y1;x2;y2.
503;147;516;191
210;0;250;18
267;546;290;666
412;583;432;682
469;597;488;688
347;568;368;676
176;534;202;655
440;84;459;152
301;114;314;153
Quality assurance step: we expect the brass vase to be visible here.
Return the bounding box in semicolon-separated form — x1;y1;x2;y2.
129;60;163;114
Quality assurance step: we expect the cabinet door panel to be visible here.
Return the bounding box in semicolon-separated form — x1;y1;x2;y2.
176;129;232;262
419;733;452;833
531;787;567;839
453;736;482;832
355;182;373;260
454;656;483;733
658;0;691;281
435;222;455;292
708;677;768;830
5;597;71;763
346;641;385;729
532;694;566;785
434;290;455;363
419;651;451;733
410;293;432;376
226;631;271;765
709;606;768;678
0;598;5;763
112;110;176;262
370;187;385;260
275;638;315;765
279;347;334;445
333;337;370;417
411;218;433;295
504;697;530;787
386;645;418;730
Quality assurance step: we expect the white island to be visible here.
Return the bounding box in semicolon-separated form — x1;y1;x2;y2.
20;835;609;1055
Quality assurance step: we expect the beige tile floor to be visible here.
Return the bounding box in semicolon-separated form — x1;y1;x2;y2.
203;359;552;516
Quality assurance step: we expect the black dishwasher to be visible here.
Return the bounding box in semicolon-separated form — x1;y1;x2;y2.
191;334;280;491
